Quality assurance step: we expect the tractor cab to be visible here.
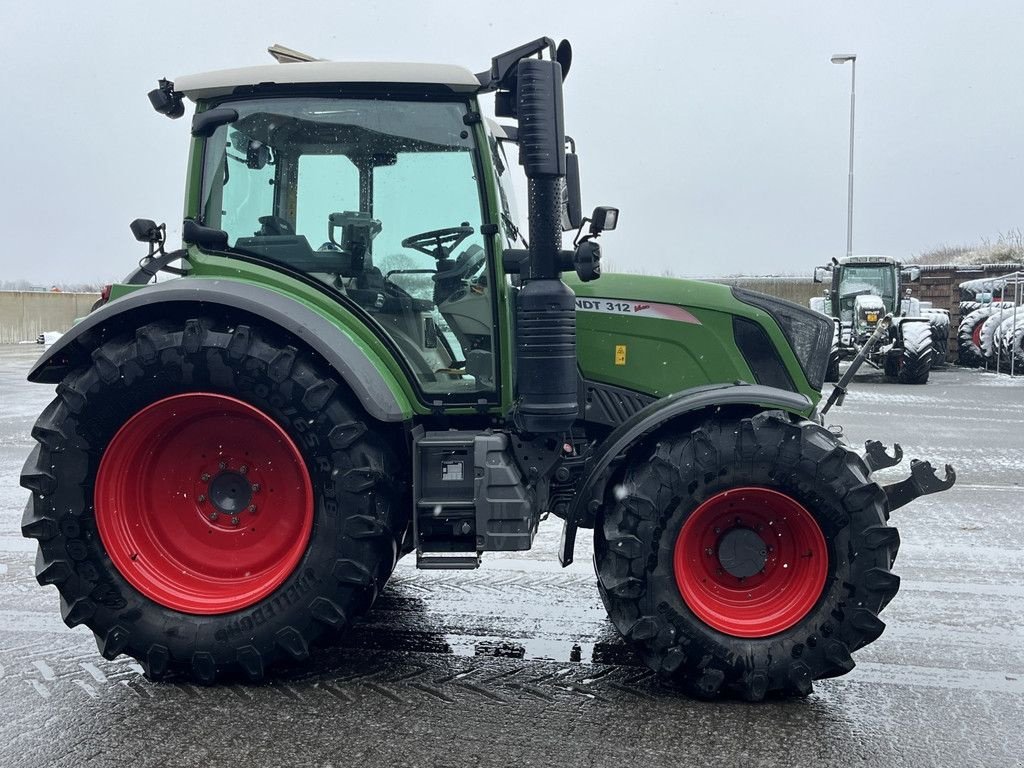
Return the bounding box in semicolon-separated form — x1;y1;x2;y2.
815;255;912;342
192;94;501;395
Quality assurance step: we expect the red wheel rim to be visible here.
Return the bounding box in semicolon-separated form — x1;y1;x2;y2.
95;393;313;615
972;322;984;349
673;487;828;638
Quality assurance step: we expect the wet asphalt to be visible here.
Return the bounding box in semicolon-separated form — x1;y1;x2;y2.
0;343;1022;768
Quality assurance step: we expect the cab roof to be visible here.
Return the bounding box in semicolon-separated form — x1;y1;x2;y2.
175;61;482;101
838;255;899;266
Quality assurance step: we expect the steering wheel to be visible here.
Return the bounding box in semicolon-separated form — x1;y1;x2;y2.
401;224;474;260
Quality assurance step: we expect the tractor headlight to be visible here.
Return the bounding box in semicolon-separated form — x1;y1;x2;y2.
731;288;833;391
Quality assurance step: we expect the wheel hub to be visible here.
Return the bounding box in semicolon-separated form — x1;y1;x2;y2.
207;470;253;514
717;527;768;579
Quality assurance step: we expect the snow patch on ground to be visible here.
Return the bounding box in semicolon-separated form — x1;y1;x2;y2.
974;372;1024;387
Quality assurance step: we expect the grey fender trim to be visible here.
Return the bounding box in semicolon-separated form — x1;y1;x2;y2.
569;383;813;527
28;280;407;423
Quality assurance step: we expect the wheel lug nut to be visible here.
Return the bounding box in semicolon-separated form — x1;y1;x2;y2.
201;473;211;482
208;512;218;521
197;494;206;503
713;527;721;534
248;504;257;513
231;516;240;526
705;547;714;556
219;461;227;470
239;465;248;474
251;483;260;492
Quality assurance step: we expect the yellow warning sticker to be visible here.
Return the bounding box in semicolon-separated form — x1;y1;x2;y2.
615;344;627;366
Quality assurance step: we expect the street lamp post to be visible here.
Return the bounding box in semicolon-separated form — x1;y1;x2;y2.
831;53;857;258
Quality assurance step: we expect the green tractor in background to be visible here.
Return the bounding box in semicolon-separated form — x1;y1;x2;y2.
811;255;950;384
21;39;955;700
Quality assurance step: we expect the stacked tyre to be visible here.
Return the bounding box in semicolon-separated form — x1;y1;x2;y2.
958;303;1018;368
922;309;950;368
992;310;1024;370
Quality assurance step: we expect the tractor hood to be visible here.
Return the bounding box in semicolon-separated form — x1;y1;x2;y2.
564;273;831;403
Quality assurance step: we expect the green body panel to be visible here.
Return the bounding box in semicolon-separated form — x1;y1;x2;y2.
185;249;416;418
567;273;821;410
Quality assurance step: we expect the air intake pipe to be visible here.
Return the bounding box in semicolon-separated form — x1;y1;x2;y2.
513;57;578;433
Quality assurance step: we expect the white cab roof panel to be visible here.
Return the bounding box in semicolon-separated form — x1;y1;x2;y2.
175;61;481;101
838;255;899;265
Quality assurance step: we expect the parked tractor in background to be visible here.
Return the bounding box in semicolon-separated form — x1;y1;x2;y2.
21;39;956;700
811;255;947;384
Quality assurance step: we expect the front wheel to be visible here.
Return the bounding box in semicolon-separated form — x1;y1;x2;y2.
21;318;404;682
594;411;900;700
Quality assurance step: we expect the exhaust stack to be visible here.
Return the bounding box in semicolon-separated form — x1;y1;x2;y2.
509;55;578;433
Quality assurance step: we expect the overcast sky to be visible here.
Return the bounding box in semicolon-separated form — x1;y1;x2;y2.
2;1;1021;284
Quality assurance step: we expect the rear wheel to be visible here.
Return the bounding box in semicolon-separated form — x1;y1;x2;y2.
21;318;404;682
594;411;899;700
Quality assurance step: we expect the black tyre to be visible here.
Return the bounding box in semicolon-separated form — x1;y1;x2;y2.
595;411;899;700
958;307;995;367
895;322;932;384
21;318;405;682
928;317;949;368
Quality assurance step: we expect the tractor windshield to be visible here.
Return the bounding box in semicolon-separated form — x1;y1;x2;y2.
838;265;896;314
197;97;496;398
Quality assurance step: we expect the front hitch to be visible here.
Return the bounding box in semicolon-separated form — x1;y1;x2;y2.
864;440;903;472
883;459;957;512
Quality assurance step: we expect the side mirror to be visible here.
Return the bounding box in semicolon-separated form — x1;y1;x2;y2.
130;218;163;244
562;145;583;231
148;78;184;119
813;266;831;284
246;140;271;170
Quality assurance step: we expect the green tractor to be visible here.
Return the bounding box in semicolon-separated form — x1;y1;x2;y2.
21;39;956;699
811;255;948;384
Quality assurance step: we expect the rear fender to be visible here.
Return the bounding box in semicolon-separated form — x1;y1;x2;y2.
562;383;812;560
29;280;411;423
